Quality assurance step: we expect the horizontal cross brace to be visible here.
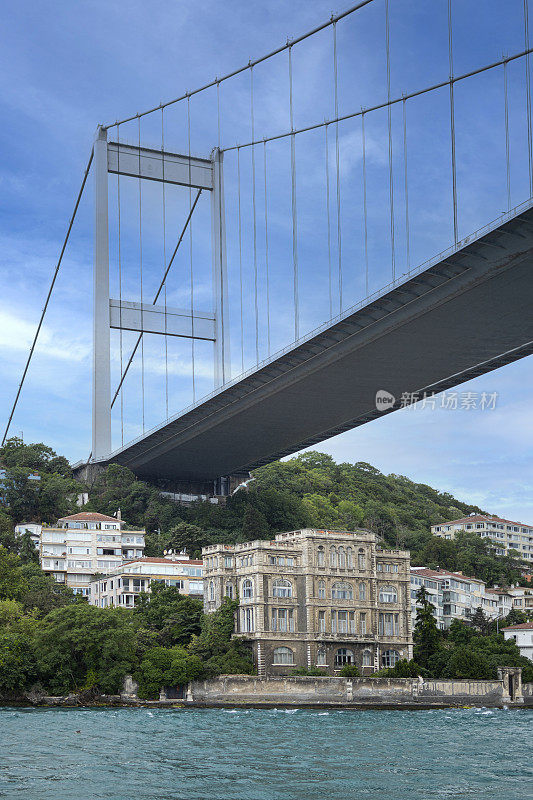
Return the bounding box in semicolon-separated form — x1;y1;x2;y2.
109;299;215;340
107;142;213;190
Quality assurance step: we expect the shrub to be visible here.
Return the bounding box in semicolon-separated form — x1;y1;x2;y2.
339;664;360;677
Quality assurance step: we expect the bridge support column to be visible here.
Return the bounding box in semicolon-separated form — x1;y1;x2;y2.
92;126;112;460
211;148;230;387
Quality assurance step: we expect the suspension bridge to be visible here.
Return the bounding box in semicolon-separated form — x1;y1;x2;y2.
3;0;533;492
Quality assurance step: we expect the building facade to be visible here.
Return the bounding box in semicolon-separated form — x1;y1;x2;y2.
432;514;533;562
410;567;513;630
89;554;204;608
203;529;412;676
14;522;42;548
39;512;145;595
502;621;533;661
507;586;533;615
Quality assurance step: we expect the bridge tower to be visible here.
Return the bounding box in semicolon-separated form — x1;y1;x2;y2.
91;125;230;462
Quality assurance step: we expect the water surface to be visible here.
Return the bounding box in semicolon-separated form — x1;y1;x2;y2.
1;707;531;800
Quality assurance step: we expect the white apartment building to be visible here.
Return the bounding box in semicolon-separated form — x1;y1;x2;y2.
502;621;533;661
89;553;204;608
507;586;533;615
431;514;533;562
410;567;512;630
39;512;145;596
14;522;42;547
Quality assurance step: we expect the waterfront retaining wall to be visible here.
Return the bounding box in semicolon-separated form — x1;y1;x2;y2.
188;675;527;707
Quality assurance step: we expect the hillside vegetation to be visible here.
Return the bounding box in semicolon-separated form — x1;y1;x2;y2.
0;439;528;587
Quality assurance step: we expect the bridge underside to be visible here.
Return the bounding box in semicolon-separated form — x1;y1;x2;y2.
90;205;533;482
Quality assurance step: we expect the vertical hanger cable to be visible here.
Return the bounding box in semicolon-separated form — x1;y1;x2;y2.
263;141;271;357
137;116;145;433
333;22;343;313
250;66;259;363
187;97;196;402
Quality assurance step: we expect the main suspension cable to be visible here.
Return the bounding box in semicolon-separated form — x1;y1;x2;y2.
222;48;533;153
103;0;377;130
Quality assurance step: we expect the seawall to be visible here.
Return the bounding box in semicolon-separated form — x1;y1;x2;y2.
188;675;533;708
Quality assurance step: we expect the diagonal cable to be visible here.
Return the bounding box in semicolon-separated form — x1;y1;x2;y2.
2;149;94;445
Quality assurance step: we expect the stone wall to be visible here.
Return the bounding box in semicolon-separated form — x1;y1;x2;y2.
188;675;516;707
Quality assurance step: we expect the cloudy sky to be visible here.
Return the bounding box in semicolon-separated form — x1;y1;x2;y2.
1;0;532;523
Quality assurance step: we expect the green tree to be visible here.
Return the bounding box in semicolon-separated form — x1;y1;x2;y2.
164;522;206;559
0;438;70;476
241;505;269;538
35;605;138;694
135;646;206;699
134;582;203;646
468;606;491;635
413;586;442;669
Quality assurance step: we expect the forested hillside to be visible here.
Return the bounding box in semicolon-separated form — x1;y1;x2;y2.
0;438;531;697
0;439;528;587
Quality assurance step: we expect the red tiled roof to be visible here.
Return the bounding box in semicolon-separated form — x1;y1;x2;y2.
485;587;512;596
57;512;120;523
433;514;532;528
502;622;533;630
411;567;484;583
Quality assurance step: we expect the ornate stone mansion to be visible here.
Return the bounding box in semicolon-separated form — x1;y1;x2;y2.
203;528;412;676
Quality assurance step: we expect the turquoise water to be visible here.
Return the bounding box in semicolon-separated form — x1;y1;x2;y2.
1;707;532;800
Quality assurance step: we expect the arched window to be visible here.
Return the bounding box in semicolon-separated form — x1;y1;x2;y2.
381;650;400;668
330;547;337;568
332;582;353;600
242;579;253;599
362;649;372;667
379;586;398;603
317;546;325;567
338;546;346;568
359;582;366;601
335;648;354;666
346;547;353;568
358;549;366;570
209;581;215;602
272;578;293;598
273;646;294;665
316;647;327;666
318;580;326;599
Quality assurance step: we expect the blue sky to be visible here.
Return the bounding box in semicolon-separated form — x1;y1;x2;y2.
1;0;532;523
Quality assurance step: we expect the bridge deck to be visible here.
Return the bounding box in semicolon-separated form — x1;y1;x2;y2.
89;202;533;482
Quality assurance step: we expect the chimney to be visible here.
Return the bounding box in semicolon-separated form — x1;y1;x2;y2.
117;508;122;521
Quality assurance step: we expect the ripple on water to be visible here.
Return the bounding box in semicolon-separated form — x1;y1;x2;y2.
0;707;531;800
